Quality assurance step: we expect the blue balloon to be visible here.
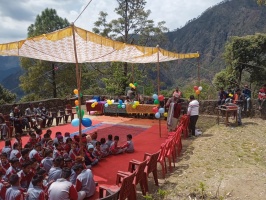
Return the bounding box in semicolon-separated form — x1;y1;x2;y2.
82;118;92;127
122;104;126;109
152;94;158;100
104;103;109;107
159;108;165;114
71;118;79;127
155;112;161;119
119;100;123;104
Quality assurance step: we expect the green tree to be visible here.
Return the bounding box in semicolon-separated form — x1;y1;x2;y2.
257;0;266;5
0;84;17;105
223;34;266;86
20;8;79;101
92;0;168;95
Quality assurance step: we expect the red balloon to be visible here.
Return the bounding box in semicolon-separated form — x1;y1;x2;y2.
193;86;198;91
152;107;158;113
158;95;164;101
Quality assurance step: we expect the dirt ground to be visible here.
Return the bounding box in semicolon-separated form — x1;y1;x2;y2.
139;116;266;200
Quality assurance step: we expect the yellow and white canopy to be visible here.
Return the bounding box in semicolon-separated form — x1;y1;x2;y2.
0;26;199;63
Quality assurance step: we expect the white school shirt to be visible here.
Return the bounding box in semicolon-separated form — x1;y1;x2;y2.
187;100;199;116
76;169;96;197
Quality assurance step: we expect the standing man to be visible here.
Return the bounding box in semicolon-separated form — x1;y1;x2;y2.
187;95;199;137
258;84;266;110
173;86;182;97
233;88;245;126
166;93;184;132
242;85;251;112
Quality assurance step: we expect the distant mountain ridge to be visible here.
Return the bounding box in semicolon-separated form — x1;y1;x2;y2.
1;0;266;98
164;0;266;86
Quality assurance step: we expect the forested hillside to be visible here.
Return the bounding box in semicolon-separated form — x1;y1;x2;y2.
165;0;266;86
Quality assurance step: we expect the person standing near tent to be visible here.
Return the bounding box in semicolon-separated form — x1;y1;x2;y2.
166;93;184;132
187;95;199;137
173;86;182;97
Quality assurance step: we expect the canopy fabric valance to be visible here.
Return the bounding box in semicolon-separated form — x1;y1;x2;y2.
0;26;199;63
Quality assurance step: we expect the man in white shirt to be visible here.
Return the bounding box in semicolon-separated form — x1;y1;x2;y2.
187;95;199;137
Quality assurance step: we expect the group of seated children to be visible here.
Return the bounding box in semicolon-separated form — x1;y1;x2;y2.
0;128;134;199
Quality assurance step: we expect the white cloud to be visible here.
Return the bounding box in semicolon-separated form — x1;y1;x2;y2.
0;0;222;43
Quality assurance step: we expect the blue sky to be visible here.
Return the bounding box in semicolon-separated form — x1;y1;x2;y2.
0;0;222;43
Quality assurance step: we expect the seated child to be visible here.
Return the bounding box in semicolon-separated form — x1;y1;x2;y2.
69;142;80;161
26;175;46;200
35;128;43;143
92;142;103;160
0;153;10;174
109;136;124;155
19;148;30;165
100;138;109;157
84;145;99;167
122;134;134;153
28;132;37;147
106;134;113;148
5;174;25;199
90;131;98;147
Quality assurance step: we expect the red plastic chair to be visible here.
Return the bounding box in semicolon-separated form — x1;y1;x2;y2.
164;138;176;173
157;143;167;178
178;114;190;138
168;126;183;157
116;159;148;196
129;151;160;193
99;171;136;200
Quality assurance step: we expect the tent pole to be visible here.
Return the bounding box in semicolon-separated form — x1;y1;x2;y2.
71;23;83;155
157;45;161;138
197;51;200;100
131;63;134;83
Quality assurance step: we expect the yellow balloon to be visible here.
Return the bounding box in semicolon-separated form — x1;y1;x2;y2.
132;104;137;109
163;112;168;117
73;89;78;95
135;101;140;106
91;103;95;108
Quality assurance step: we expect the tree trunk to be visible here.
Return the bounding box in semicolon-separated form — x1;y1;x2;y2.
238;68;243;87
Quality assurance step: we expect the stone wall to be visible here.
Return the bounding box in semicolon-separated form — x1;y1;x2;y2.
198;99;266;119
0;96;265;119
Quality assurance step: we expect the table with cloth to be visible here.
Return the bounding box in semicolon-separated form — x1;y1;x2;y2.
104;103;127;115
86;101;106;114
126;104;155;114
